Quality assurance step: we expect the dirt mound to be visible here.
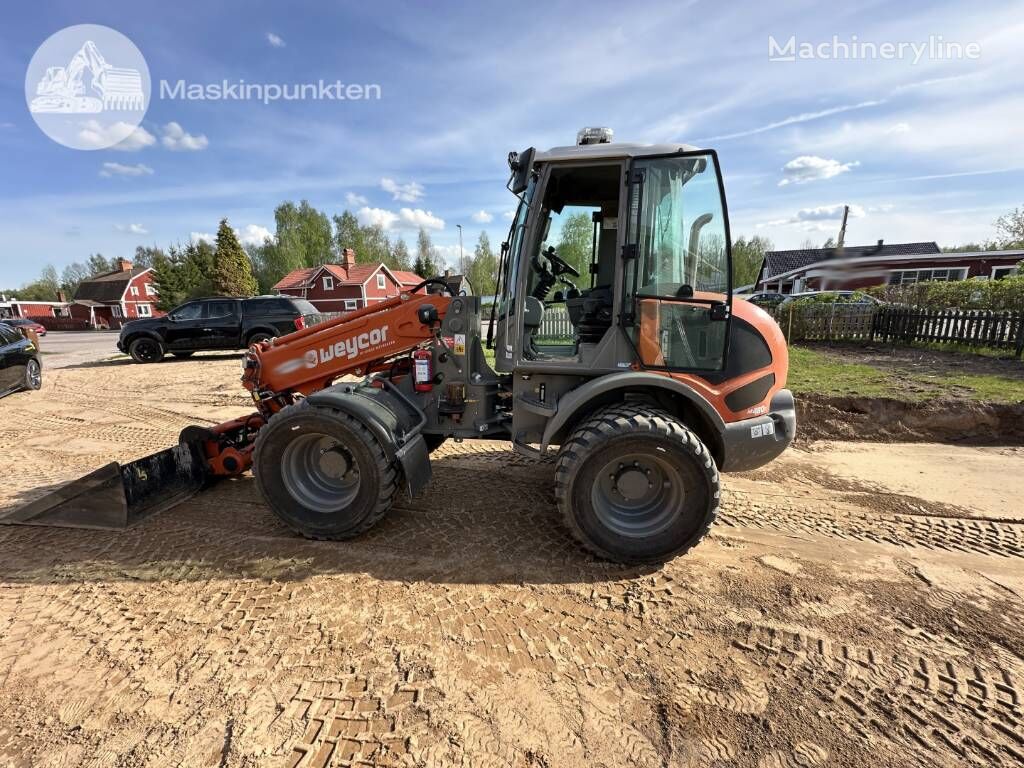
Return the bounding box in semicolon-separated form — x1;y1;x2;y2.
798;393;1024;444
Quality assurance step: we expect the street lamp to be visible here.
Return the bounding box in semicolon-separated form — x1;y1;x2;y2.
456;224;464;274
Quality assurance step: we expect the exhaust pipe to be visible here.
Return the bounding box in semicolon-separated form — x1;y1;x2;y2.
0;441;209;530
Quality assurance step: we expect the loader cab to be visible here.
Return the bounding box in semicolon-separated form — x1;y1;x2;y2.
492;134;733;377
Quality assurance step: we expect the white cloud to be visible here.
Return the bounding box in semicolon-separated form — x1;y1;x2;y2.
115;223;149;235
77;121;156;151
503;210;516;220
356;207;399;229
399;208;444;230
886;122;911;135
471;210;494;223
161;122;209;151
100;162;154;178
190;225;272;246
267;32;286;48
238;224;273;246
357;206;444;231
345;191;368;207
759;204;865;230
778;156;859;187
380;177;424;202
700;99;885;142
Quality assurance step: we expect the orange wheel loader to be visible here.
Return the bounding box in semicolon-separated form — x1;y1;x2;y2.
3;129;795;563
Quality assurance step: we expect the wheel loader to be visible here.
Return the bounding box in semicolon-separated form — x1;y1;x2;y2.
3;129;795;563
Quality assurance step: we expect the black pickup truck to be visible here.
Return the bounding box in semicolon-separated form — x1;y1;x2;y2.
118;296;321;363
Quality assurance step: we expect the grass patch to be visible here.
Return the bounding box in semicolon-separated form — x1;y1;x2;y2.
787;346;893;398
787;345;1024;403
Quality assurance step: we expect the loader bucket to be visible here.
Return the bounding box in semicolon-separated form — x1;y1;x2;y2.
0;441;209;530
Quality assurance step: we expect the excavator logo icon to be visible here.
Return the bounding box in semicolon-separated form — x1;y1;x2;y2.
25;25;150;150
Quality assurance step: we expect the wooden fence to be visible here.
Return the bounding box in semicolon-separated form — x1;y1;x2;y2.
774;302;1024;356
537;307;574;341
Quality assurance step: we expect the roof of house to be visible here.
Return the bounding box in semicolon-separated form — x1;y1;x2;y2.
762;241;941;281
73;267;150;303
391;270;424;286
274;263;424;291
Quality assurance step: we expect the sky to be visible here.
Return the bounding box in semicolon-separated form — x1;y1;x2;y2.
1;0;1022;287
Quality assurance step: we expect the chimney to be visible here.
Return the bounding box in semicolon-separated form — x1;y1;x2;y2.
57;290;67;303
116;258;133;272
443;268;452;278
341;248;356;272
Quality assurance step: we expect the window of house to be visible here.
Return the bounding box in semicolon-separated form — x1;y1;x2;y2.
138;304;152;317
889;267;967;285
145;283;156;296
130;286;139;296
992;265;1017;280
376;274;386;290
344;299;358;311
323;276;334;291
112;305;123;318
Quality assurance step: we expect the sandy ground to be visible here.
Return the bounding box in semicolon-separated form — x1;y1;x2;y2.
1;354;1023;767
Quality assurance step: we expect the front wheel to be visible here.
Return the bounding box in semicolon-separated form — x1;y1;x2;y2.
24;359;42;391
129;337;164;364
247;332;274;346
253;400;399;540
554;404;719;564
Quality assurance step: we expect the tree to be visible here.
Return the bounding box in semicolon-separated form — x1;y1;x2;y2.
555;212;593;278
87;253;112;276
360;223;391;266
417;228;440;277
731;235;773;287
151;240;217;310
275;200;333;268
333;210;365;260
994;206;1024;249
391;238;411;271
133;245;166;269
213;219;258;296
467;231;499;296
60;262;92;297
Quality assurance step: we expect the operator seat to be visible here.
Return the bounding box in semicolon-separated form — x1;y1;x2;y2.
566;214;617;344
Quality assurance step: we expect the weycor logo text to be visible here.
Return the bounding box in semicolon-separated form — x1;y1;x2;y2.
304;326;391;368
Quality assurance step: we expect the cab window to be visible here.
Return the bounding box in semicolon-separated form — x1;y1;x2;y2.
170;302;202;321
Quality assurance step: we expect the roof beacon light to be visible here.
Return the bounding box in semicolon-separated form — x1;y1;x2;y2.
576;127;614;146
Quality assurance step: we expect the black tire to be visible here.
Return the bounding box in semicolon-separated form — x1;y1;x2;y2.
423;434;447;453
554;404;719;564
129;337;164;364
24;359;42;391
247;331;274;346
172;351;195;358
253;400;399;540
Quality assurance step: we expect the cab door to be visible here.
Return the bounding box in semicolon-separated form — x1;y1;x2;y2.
620;151;733;373
201;299;240;349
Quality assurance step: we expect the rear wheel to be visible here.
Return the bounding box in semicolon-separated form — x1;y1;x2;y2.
554;404;719;564
129;337;164;364
24;359;42;390
247;331;274;346
253;400;399;540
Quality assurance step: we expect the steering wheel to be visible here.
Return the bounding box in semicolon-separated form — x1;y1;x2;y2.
542;246;580;278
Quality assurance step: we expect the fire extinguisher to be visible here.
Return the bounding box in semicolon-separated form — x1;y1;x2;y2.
412;348;433;392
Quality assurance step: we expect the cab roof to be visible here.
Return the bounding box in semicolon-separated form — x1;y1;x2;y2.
534;141;702;163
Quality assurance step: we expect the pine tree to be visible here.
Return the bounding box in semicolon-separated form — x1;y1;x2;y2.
213;219;258;296
416;228;440;277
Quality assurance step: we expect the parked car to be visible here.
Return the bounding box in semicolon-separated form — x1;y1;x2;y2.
743;292;786;308
2;317;47;337
777;290;884;308
0;322;42;398
117;296;322;363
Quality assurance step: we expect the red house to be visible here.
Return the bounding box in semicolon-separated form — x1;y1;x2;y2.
273;249;424;312
70;259;164;328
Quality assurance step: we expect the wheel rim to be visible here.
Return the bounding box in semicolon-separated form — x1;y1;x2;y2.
135;340;159;362
280;432;360;512
27;361;41;388
591;451;685;538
